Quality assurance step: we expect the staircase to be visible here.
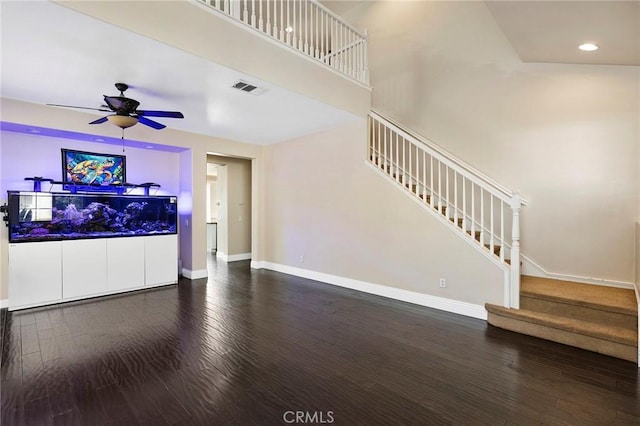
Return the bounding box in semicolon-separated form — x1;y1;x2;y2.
367;110;639;365
487;276;638;362
367;110;524;308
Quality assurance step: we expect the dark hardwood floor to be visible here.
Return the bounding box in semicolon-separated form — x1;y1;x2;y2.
1;256;638;425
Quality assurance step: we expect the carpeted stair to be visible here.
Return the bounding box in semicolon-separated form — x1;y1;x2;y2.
486;276;638;362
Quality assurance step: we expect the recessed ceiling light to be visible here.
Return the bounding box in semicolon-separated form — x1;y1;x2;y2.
94;138;104;142
26;129;41;134
285;26;293;33
145;145;154;149
579;43;598;51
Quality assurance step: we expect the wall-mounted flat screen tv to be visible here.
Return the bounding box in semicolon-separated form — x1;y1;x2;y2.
62;149;126;190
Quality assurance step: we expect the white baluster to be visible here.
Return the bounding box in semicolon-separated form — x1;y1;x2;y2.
292;0;296;47
408;143;412;191
500;201;505;261
304;0;308;53
320;9;325;59
243;0;248;22
445;165;449;217
490;194;495;256
315;5;319;58
266;0;271;36
251;0;256;26
279;0;284;41
298;0;302;50
430;156;434;207
395;132;400;182
258;0;263;31
214;0;220;10
454;172;458;226
471;182;475;241
383;123;388;171
286;0;290;45
462;178;466;232
510;193;522;308
480;188;484;246
423;151;427;201
438;161;442;213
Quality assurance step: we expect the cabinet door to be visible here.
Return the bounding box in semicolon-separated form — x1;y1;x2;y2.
62;239;107;299
9;242;62;309
144;235;178;286
107;237;145;292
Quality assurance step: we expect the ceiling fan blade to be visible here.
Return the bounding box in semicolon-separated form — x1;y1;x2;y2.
136;110;184;119
88;116;109;125
47;103;111;112
137;116;166;130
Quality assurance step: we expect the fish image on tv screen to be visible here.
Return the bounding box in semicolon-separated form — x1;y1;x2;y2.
62;149;126;187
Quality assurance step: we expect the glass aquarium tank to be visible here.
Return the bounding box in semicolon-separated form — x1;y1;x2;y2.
7;191;177;243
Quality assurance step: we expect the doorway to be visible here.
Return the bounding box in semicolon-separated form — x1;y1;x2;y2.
206;155;252;266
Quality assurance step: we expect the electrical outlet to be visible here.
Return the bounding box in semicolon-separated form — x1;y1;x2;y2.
299;255;304;263
439;278;446;288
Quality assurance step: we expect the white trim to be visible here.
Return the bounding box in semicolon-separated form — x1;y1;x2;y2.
0;299;8;309
217;252;252;263
251;260;265;269
182;268;208;279
257;261;487;320
227;253;252;262
520;254;634;290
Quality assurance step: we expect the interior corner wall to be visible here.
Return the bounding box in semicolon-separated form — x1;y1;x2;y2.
342;0;640;284
263;120;504;307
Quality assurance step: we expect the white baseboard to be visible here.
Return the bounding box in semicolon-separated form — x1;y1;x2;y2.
253;261;487;320
217;252;251;263
0;299;7;309
520;255;634;290
182;268;208;279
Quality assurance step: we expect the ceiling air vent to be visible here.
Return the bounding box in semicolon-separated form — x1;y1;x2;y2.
231;80;264;95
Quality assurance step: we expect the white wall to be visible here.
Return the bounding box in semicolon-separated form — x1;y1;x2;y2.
264;120;504;307
334;0;640;285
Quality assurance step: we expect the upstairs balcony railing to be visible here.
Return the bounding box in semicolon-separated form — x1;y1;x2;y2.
196;0;369;85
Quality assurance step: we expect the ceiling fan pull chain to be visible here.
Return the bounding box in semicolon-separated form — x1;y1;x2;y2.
122;128;125;152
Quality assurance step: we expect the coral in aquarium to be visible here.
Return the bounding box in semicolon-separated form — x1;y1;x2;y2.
9;193;177;243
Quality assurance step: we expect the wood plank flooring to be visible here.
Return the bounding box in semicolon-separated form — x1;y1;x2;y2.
1;257;639;425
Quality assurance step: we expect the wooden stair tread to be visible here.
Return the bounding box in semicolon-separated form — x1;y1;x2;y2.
485;303;637;346
521;276;637;316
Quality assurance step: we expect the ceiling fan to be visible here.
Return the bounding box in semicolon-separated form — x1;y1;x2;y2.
47;83;184;130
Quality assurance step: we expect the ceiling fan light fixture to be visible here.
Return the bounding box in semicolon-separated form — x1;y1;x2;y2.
107;115;138;128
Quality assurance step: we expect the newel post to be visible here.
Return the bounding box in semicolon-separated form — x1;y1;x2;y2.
510;193;522;309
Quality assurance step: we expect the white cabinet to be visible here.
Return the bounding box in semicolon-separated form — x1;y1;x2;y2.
8;242;62;310
62;239;108;299
8;235;178;310
107;237;145;292
144;234;178;286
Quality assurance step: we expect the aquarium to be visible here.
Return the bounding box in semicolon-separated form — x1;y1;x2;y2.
8;191;177;243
